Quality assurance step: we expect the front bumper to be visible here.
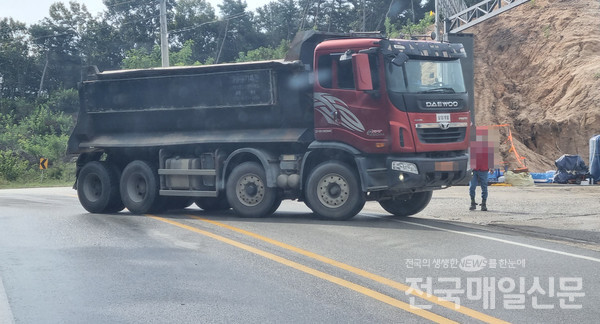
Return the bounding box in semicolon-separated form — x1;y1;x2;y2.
356;153;469;193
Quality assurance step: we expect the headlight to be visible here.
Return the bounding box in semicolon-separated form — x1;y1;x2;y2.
391;161;419;174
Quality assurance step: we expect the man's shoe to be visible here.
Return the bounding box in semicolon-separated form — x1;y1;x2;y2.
469;203;477;211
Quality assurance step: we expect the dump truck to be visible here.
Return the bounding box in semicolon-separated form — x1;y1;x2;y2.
67;31;471;220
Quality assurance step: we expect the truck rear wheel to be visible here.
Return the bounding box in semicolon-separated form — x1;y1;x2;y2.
77;161;124;213
226;162;277;217
379;191;432;217
120;160;162;214
305;162;365;220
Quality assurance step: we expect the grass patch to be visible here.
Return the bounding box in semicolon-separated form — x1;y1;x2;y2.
0;162;76;189
0;179;74;190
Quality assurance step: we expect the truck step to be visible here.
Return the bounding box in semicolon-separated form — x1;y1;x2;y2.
158;169;216;176
159;190;218;197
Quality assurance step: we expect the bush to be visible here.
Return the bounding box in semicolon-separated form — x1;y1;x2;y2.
43;88;79;113
0;102;75;184
0;150;29;181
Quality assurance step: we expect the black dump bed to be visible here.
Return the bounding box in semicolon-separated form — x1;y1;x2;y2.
67;60;314;154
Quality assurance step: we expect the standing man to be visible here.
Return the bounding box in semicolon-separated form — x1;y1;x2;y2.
469;126;498;211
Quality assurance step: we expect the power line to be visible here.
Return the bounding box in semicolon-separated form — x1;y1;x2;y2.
169;11;249;34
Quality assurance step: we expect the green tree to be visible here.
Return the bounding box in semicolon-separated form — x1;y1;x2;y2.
384;0;435;36
236;39;289;62
215;0;265;63
121;46;161;69
0;18;39;99
29;2;92;93
121;40;202;69
255;0;300;45
347;0;392;32
79;15;126;71
104;0;172;52
171;0;219;64
0;104;74;182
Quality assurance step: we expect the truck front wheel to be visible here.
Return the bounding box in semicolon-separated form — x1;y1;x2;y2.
120;160;162;214
77;161;124;213
379;191;433;217
226;162;278;217
305;162;365;220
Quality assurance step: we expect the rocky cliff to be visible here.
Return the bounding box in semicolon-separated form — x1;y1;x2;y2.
468;0;600;171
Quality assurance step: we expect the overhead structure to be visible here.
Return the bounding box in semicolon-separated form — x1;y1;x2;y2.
445;0;530;34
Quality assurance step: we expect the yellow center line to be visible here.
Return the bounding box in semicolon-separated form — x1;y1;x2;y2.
148;215;457;324
191;216;510;324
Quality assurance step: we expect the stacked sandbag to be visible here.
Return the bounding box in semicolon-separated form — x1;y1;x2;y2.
504;171;534;186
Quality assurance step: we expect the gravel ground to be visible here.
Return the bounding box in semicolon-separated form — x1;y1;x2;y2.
363;183;600;250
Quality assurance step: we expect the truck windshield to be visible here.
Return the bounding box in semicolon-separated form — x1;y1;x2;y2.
386;59;466;94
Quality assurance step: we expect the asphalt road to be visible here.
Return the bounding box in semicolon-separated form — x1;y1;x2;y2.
1;186;599;323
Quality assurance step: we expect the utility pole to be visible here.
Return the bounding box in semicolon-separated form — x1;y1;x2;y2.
362;0;366;32
159;0;169;67
216;19;229;64
435;0;439;41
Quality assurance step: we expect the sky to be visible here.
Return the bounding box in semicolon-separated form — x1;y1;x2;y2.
0;0;272;26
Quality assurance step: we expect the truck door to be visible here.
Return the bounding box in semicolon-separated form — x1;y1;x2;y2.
313;52;389;154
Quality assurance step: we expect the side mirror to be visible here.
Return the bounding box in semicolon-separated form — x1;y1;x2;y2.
352;53;374;91
392;53;409;66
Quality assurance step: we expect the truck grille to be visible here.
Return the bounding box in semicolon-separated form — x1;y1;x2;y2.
417;127;466;144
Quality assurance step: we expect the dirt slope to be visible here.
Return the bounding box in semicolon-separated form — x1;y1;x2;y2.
467;0;600;171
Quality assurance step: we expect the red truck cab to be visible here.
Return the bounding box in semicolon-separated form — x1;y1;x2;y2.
305;35;470;202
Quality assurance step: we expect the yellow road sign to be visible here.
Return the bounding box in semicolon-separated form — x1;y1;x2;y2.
39;158;49;170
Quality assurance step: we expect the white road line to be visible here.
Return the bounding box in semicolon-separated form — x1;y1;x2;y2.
369;215;600;263
0;275;15;324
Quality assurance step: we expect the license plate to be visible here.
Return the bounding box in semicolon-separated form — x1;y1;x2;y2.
436;113;451;123
435;161;457;171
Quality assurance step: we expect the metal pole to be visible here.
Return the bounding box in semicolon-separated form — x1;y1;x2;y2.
160;0;169;67
435;0;440;41
362;0;366;32
216;19;229;64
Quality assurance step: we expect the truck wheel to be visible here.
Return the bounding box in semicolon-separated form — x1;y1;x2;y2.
268;198;282;215
120;160;162;214
305;162;365;220
195;197;230;211
77;161;124;213
379;191;433;217
226;162;277;217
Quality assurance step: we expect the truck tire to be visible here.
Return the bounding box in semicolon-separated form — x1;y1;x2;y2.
226;162;277;218
305;161;365;220
77;161;124;213
379;191;432;217
120;160;162;214
195;197;230;211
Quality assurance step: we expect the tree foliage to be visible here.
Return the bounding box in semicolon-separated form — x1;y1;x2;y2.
0;0;438;183
236;40;290;62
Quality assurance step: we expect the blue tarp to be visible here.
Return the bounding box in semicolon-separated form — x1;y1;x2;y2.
531;171;555;183
553;155;588;184
590;135;600;182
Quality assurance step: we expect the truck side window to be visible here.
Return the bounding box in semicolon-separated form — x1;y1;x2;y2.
337;59;355;89
369;55;380;90
317;55;333;88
